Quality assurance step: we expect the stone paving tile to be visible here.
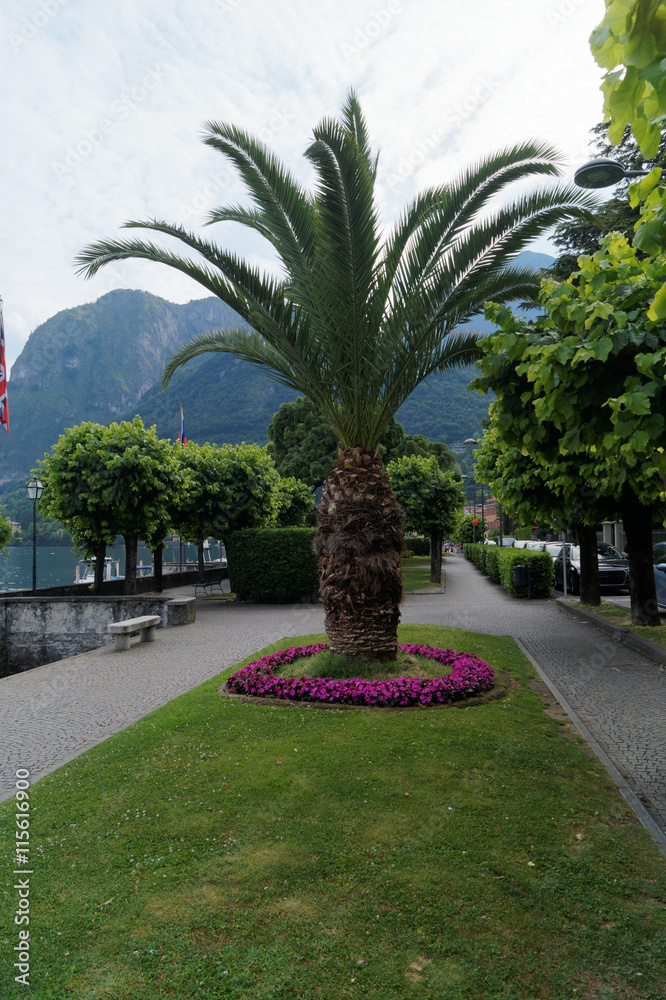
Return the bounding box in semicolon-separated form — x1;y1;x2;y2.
1;561;665;841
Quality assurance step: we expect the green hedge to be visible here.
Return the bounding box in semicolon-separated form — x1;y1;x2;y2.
405;536;431;556
227;527;320;603
464;544;553;599
484;545;501;584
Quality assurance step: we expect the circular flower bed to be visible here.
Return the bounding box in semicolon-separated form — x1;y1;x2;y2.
225;642;494;708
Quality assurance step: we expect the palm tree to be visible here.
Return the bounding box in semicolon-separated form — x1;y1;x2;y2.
76;91;595;662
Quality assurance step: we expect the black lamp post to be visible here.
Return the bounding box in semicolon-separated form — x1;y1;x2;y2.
464;439;485;542
26;479;43;596
461;475;477;542
573;157;650;189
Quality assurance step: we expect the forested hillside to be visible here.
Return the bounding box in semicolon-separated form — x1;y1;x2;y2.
4;249;552;480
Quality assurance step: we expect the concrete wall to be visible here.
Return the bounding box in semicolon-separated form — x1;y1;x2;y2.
4;567;214;599
0;595;196;677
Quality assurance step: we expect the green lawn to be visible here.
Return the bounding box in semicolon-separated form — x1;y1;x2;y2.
402;557;439;592
1;624;664;999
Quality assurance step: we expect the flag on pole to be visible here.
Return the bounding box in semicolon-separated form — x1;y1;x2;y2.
0;299;9;435
177;397;187;445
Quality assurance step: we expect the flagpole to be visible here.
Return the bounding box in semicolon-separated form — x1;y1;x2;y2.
0;296;9;440
178;396;184;573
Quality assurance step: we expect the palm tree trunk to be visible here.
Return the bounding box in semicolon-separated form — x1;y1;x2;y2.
314;446;404;662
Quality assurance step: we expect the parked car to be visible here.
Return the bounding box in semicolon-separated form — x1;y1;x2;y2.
543;542;564;558
652;543;666;609
553;542;630;595
496;536;516;547
514;540;547;550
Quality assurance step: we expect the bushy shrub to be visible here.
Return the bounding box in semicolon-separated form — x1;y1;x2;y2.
464;542;486;573
227;527;319;603
498;550;553;598
484;545;501;583
405;536;431;556
464;543;553;598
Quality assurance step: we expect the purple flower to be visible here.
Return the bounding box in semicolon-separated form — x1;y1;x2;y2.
225;643;494;707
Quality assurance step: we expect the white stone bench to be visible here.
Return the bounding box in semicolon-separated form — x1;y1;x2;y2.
107;615;161;652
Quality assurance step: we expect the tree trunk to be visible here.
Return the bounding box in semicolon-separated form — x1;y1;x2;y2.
577;523;600;606
198;538;205;581
430;528;442;584
124;535;138;596
621;486;659;626
93;538;106;595
153;542;164;593
314;446;405;662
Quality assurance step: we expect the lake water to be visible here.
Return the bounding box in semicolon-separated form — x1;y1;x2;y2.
0;542;223;592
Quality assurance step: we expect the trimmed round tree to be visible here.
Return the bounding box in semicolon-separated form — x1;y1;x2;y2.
172;441;283;575
474;235;666;623
387;455;465;584
76;91;596;661
39;418;187;594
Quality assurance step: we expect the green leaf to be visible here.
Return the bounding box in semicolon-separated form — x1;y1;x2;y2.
634;215;666;256
623;391;651;415
607;67;647;125
631;169;662;208
631;429;651;452
631;116;662;158
648;280;666;320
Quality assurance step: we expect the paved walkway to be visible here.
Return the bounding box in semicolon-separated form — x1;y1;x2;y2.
1;559;665;852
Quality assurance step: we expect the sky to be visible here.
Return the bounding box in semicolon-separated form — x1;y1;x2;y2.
1;0;608;374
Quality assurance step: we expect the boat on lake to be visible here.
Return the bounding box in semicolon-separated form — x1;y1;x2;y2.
75;557;122;584
162;539;227;574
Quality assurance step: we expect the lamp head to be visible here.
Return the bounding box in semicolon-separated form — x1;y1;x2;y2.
573;157;645;189
26;478;43;502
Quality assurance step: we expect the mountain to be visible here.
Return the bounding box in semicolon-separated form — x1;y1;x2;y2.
126;352;301;445
4;290;241;480
4;250;553;481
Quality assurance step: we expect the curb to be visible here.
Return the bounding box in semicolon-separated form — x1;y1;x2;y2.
514;636;666;858
554;597;666;666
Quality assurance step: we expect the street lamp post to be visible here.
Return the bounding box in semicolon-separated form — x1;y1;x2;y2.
461;475;477;543
464;439;485;542
26;479;44;596
573;158;650;189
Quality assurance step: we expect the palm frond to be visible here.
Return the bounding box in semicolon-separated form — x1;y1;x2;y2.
78;97;601;451
201;121;315;289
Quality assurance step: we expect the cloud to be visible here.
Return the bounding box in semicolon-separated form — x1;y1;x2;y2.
0;0;605;372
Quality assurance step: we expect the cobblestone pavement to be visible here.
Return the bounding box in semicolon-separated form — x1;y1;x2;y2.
2;561;665;847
